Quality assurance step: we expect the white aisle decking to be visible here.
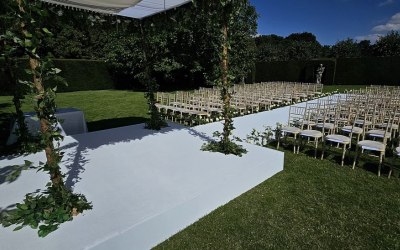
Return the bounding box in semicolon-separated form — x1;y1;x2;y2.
0;114;285;249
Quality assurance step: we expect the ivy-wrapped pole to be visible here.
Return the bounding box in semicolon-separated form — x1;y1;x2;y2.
199;0;247;156
16;0;63;188
221;18;232;148
29;60;63;187
1;1;92;237
139;22;166;130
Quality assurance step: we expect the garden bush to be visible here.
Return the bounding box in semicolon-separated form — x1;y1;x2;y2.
0;58;113;94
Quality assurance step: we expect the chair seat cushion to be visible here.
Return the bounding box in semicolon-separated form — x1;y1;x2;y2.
300;130;323;138
355;119;372;126
378;123;399;130
326;134;351;144
316;123;335;130
342;126;363;134
358;140;386;152
303;121;316;126
366;129;390;138
282;126;301;134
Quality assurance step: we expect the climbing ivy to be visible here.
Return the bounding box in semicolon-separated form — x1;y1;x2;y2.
196;0;256;156
0;0;92;237
139;22;167;130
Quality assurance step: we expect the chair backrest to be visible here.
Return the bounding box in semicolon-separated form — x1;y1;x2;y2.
287;105;306;128
301;102;320;130
381;107;396;145
318;101;338;134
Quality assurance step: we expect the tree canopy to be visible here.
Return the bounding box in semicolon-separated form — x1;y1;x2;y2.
254;31;400;62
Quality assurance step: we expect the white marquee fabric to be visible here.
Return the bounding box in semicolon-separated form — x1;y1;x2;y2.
41;0;191;19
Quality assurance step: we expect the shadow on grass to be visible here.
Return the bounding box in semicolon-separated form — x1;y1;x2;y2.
87;116;149;132
0;103;12;109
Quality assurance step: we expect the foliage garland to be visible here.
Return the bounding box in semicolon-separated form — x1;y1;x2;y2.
139;22;167;130
0;0;92;237
196;0;255;156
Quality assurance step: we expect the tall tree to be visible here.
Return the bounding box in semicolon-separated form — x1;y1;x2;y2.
331;38;361;58
255;32;323;62
374;31;400;57
358;40;374;57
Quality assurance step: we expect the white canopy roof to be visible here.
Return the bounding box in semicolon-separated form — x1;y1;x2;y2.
41;0;191;19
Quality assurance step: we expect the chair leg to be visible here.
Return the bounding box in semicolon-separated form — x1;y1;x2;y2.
341;145;346;167
321;140;326;160
352;145;359;169
378;153;383;177
293;134;296;153
297;136;301;154
314;139;318;158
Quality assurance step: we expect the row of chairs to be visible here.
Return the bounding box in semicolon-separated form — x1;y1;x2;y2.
279;89;400;177
155;82;324;124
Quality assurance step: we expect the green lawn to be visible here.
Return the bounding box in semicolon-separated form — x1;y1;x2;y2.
1;87;399;249
0;90;149;147
156;151;400;249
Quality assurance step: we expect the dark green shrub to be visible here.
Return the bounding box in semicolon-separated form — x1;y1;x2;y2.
0;58;113;94
254;59;335;84
335;57;400;85
253;57;400;86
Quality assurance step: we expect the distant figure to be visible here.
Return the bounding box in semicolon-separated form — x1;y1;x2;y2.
316;64;325;84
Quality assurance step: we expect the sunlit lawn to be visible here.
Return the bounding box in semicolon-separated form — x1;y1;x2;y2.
0;85;372;147
0;90;149;146
156;151;400;249
1;86;399;249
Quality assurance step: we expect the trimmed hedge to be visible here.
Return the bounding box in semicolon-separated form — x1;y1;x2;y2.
254;59;336;85
335;57;400;85
254;57;400;85
0;58;114;95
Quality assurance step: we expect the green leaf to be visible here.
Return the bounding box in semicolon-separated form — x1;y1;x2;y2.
30;201;37;209
63;214;70;221
24;39;32;47
13;225;24;231
24;32;33;38
30;221;38;229
42;28;52;35
43;213;49;220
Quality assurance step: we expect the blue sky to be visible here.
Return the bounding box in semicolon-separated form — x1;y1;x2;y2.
249;0;400;45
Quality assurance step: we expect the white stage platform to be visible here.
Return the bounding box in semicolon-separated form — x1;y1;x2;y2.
0;120;284;249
